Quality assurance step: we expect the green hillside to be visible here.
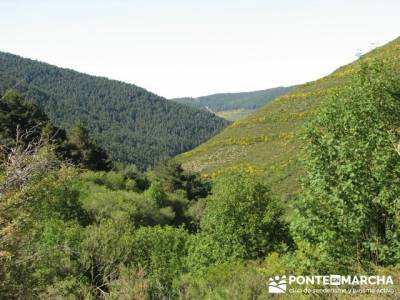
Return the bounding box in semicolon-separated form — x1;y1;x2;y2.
215;109;255;121
0;52;230;169
178;37;400;198
171;86;295;121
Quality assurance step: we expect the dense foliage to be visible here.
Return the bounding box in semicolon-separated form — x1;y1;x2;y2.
0;99;288;297
291;61;400;272
0;51;230;169
187;172;291;272
0;152;210;298
2;39;400;299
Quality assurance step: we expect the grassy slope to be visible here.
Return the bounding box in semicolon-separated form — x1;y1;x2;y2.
216;109;255;121
178;37;400;199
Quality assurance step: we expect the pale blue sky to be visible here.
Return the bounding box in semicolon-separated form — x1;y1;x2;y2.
1;0;399;98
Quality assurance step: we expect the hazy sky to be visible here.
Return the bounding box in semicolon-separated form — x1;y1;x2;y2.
1;0;399;98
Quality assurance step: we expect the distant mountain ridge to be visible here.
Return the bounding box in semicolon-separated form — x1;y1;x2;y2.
0;51;230;169
171;86;295;120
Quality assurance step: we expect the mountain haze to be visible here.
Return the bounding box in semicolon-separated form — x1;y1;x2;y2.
0;52;230;169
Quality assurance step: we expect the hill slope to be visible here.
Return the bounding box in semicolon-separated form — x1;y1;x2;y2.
178;37;400;198
0;52;230;169
171;86;295;121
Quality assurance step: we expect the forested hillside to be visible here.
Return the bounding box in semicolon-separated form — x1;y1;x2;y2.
0;91;111;171
178;37;400;199
171;86;295;121
0;52;230;169
3;53;400;298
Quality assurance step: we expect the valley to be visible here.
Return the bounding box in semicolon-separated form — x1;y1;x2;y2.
1;3;399;296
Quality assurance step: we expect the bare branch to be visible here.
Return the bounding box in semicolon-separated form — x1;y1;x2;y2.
0;126;58;195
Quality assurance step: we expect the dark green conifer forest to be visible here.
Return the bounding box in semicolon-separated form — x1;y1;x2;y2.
0;51;230;170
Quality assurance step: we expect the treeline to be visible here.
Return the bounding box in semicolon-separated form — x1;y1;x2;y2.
0;51;230;170
2;60;400;299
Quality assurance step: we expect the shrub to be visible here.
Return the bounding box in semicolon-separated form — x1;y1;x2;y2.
187;171;291;271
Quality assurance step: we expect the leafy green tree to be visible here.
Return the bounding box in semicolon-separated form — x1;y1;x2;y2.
291;61;400;271
30;218;86;297
0;165;88;298
144;181;167;207
188;171;290;271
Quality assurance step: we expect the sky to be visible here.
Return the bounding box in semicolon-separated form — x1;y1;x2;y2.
1;0;399;98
